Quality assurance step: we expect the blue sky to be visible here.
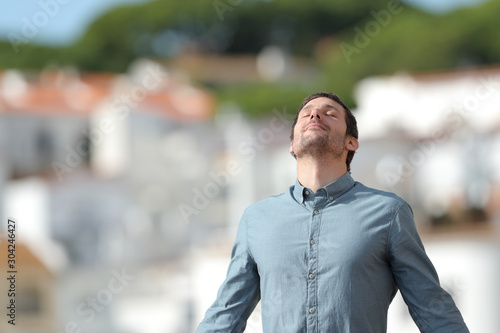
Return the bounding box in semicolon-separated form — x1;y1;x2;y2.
0;0;490;46
0;0;151;46
403;0;490;13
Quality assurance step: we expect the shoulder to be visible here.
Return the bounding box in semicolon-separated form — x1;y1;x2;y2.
245;192;288;213
349;182;415;233
350;181;409;212
242;186;294;219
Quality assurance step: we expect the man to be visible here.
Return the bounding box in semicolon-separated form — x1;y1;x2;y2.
196;92;469;332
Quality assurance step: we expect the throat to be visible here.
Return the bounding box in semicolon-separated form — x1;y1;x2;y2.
296;157;347;194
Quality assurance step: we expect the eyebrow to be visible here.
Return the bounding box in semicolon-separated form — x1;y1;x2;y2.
302;103;341;112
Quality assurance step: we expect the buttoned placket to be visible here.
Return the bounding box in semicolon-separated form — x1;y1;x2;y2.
303;188;329;333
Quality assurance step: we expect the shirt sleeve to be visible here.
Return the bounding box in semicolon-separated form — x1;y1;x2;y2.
196;212;261;333
388;201;469;333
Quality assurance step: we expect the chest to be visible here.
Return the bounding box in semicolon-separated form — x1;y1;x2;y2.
248;203;391;274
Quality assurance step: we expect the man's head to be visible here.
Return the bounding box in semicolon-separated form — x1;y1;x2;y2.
289;92;358;172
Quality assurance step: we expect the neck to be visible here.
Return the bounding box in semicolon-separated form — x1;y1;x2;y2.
296;155;347;194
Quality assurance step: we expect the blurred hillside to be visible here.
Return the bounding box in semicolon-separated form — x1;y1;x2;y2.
1;0;499;114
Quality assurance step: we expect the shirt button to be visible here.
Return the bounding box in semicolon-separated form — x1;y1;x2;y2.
310;239;315;245
329;196;334;201
313;210;319;215
309;273;315;279
305;190;309;195
309;307;315;314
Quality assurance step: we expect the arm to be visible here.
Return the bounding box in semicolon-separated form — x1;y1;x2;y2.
388;201;469;333
196;213;261;333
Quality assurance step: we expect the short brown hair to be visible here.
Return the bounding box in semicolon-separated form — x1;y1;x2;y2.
290;92;358;172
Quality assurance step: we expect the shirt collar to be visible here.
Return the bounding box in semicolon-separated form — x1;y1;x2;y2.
293;172;355;203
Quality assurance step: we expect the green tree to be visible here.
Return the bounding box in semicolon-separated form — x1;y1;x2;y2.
1;0;499;116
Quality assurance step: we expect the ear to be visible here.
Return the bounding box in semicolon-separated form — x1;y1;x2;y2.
345;136;359;152
289;141;294;155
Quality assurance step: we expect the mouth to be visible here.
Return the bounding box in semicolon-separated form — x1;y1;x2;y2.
305;123;327;131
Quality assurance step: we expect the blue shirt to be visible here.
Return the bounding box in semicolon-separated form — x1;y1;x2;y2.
197;172;469;333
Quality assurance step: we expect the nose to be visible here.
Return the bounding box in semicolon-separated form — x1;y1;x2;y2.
310;108;321;119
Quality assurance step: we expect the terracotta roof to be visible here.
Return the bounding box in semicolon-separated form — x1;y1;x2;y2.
137;87;216;121
0;238;52;276
0;69;216;120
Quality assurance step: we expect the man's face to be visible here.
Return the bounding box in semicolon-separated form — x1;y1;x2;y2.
290;97;351;159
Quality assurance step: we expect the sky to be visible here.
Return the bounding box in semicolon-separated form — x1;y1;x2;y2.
0;0;151;46
0;0;491;47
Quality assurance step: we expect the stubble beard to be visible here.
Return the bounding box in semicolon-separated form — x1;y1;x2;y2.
294;130;346;160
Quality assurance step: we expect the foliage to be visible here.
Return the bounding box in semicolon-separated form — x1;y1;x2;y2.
321;0;500;106
0;0;499;116
215;82;318;119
